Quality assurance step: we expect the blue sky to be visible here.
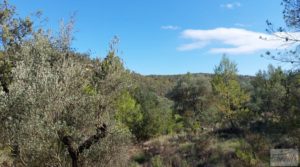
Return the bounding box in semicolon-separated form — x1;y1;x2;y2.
10;0;290;75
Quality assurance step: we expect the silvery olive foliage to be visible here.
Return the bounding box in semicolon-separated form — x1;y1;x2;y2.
0;28;131;166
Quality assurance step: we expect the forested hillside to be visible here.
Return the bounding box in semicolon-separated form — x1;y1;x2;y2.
135;73;253;97
0;0;299;167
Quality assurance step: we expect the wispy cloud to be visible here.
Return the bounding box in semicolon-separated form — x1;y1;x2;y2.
177;27;300;54
234;23;252;28
161;25;180;30
220;2;241;9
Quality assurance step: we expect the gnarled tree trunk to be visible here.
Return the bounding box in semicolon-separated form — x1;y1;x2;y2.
59;123;107;167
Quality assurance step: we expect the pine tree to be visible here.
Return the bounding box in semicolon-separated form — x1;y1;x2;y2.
212;55;250;126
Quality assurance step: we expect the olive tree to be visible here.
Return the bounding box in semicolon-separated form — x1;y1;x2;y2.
0;0;33;94
0;31;130;167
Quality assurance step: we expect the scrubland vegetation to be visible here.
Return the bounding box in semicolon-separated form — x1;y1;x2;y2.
0;0;299;166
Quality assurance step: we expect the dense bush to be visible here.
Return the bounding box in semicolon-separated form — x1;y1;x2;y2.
168;74;212;131
130;88;175;140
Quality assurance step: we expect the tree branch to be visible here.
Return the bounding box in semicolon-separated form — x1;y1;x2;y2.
78;123;107;153
58;123;107;167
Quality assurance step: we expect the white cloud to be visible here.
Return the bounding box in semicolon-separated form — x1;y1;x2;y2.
221;2;241;9
177;27;300;54
177;41;208;51
161;25;180;30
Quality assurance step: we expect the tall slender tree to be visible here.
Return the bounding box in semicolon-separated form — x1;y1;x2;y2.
211;55;249;127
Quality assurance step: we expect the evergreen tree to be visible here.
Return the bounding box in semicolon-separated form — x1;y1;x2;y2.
211;56;250;126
